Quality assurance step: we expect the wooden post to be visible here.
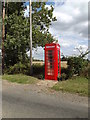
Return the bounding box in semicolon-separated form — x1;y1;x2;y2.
29;0;33;75
2;0;5;74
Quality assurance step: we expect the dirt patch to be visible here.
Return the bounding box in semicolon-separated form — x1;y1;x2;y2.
37;80;58;88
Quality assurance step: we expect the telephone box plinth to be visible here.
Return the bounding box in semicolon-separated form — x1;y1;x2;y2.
45;43;61;80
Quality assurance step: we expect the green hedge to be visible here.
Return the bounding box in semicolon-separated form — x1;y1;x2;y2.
4;62;45;76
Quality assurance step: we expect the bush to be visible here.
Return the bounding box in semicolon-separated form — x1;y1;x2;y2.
67;57;88;78
61;57;89;79
33;64;45;75
38;74;45;80
4;62;30;75
61;67;69;79
4;63;45;77
61;67;67;74
80;63;90;79
61;73;67;80
57;68;67;81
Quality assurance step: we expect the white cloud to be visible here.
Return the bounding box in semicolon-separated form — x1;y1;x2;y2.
75;44;88;52
26;5;29;12
49;0;88;39
58;37;78;48
27;47;44;60
54;12;73;23
24;5;29;17
74;8;80;16
26;0;89;59
47;0;88;58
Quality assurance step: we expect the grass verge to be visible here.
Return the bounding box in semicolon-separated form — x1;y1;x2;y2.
52;77;88;96
2;74;39;84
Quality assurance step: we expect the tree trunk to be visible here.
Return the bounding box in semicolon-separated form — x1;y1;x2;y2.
29;0;33;75
2;1;5;74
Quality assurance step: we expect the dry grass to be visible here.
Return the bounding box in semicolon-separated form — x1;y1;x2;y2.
61;61;67;68
33;61;68;68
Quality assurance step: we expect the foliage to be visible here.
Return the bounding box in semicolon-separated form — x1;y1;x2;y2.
2;74;38;84
4;12;30;66
33;59;43;61
4;62;30;75
33;64;45;75
66;57;88;78
80;62;90;79
32;26;55;47
61;67;69;77
52;77;88;96
4;2;56;67
31;2;57;47
5;2;24;17
61;55;68;61
0;17;2;49
58;67;68;81
61;73;67;81
38;74;45;80
4;62;45;78
32;2;56;30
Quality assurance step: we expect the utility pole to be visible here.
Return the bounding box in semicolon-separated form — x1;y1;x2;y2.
29;0;33;75
2;0;5;74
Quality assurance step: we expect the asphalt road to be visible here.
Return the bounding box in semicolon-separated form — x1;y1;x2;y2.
2;80;88;118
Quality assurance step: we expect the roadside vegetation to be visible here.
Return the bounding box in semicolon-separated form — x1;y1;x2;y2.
2;2;90;96
52;77;88;96
3;57;89;96
3;55;90;96
4;62;45;80
60;56;90;80
52;56;89;96
2;74;38;84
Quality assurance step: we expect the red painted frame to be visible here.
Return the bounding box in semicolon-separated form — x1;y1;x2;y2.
45;43;61;80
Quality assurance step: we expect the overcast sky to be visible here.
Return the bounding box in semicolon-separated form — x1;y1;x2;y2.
25;0;89;60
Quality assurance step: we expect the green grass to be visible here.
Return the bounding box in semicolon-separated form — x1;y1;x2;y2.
2;74;39;84
52;77;88;96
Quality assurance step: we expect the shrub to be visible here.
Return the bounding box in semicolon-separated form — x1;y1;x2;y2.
67;57;88;78
4;62;30;75
80;63;90;79
5;62;45;76
57;68;67;81
38;74;45;80
33;64;45;75
61;67;67;74
61;67;69;79
61;73;67;80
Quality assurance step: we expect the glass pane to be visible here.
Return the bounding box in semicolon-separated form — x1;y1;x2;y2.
46;50;54;75
58;50;60;74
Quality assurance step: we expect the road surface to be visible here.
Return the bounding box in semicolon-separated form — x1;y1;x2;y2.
2;80;88;118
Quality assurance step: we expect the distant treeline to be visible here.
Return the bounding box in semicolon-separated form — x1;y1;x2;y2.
33;59;44;62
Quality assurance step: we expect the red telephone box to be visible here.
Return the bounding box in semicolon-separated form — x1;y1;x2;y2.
45;43;61;80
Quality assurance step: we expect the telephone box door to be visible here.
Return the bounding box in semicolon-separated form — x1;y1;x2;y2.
45;46;56;80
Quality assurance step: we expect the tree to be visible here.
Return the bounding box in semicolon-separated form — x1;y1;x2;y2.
65;56;89;78
5;2;24;16
4;2;56;67
28;2;57;47
75;46;90;58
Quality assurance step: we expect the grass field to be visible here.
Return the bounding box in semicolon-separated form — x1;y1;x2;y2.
32;61;67;68
2;74;39;84
52;77;88;96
